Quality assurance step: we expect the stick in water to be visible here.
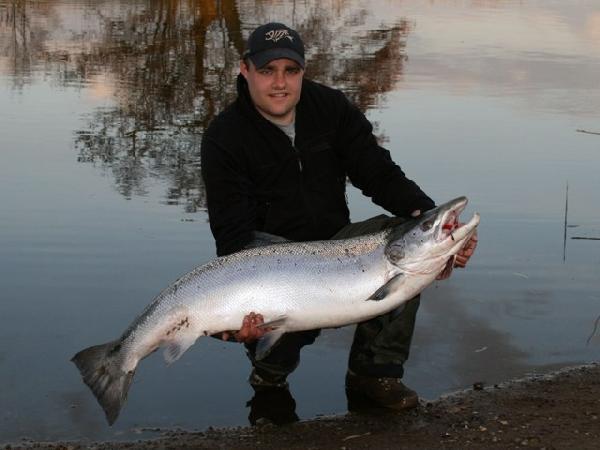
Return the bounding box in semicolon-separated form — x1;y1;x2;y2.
576;129;600;136
586;314;600;346
563;182;568;262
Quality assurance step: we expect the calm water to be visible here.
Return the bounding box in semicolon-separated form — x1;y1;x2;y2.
1;0;599;443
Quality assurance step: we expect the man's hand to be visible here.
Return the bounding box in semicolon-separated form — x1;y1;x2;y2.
218;312;271;344
436;228;478;280
454;230;478;268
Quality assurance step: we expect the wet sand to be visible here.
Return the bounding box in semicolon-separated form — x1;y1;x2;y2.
10;362;600;450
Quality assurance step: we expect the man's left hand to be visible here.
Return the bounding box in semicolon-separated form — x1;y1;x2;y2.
454;230;478;268
436;229;478;280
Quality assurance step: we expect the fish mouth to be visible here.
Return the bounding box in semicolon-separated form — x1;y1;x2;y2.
436;197;479;243
436;197;466;241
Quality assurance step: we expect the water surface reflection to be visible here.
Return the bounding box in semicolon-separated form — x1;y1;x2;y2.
3;0;411;211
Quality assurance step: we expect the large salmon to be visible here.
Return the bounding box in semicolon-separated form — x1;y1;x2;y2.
72;196;479;424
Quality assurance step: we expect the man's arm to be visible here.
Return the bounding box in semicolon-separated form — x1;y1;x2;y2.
334;94;477;275
200;134;255;257
201;125;287;344
202;134;270;343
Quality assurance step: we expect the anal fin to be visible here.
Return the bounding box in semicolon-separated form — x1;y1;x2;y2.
257;314;288;329
255;329;286;360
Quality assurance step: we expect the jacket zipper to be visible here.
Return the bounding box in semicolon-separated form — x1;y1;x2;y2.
293;145;303;172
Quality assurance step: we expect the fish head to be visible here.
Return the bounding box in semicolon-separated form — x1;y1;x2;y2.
385;196;480;276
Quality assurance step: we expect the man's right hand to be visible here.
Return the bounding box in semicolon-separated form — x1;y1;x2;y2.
218;312;271;344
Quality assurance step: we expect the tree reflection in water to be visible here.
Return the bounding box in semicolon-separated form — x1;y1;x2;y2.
2;0;412;212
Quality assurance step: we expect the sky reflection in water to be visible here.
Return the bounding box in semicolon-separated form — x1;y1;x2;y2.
0;0;599;443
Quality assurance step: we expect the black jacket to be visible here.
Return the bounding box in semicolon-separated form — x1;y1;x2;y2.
201;75;435;256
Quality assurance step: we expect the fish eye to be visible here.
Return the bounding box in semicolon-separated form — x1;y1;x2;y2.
420;218;435;232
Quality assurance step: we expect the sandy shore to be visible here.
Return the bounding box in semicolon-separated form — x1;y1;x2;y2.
8;363;600;450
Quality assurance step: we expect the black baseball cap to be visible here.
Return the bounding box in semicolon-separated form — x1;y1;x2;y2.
243;22;305;69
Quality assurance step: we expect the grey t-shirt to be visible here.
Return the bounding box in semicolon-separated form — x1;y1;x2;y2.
275;121;296;146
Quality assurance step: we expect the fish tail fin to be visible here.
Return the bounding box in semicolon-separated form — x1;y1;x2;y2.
71;340;135;425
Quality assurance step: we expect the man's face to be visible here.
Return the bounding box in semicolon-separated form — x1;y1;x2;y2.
240;58;304;125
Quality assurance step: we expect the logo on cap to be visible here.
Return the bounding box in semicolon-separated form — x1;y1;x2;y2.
265;29;294;43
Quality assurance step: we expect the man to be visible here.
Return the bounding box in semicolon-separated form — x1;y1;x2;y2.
200;22;477;419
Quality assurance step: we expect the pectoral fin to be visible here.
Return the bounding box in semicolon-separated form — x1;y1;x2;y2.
367;273;405;301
